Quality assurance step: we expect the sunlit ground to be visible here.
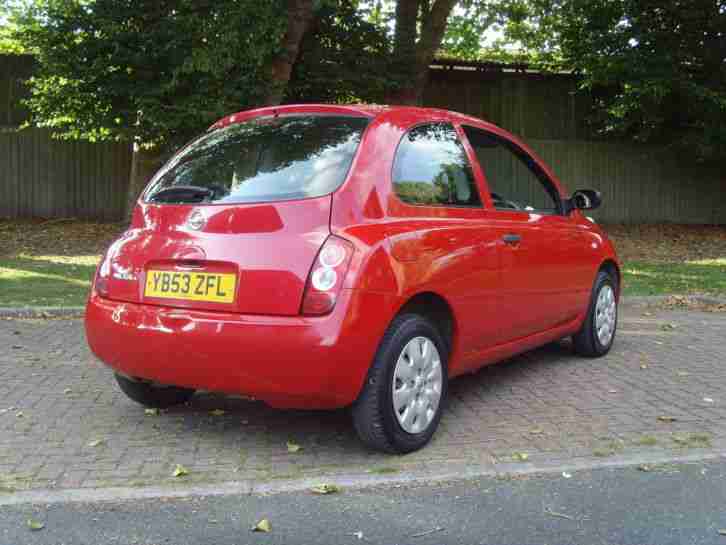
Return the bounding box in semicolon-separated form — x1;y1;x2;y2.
0;220;724;307
0;254;99;307
622;259;726;296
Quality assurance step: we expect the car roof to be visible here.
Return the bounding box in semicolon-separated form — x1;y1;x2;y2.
210;104;497;131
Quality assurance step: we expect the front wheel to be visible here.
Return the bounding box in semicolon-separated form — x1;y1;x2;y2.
573;271;618;357
115;373;195;408
352;314;448;454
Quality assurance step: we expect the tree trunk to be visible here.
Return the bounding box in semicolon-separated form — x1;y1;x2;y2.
265;0;316;105
124;142;164;223
386;0;458;106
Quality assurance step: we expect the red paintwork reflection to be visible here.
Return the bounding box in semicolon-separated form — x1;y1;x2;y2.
103;197;330;315
85;104;620;409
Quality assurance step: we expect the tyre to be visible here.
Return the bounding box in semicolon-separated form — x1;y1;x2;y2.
573;270;618;357
115;373;195;408
352;314;448;454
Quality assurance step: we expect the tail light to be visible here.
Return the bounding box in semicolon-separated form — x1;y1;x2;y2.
93;254;111;299
301;235;354;316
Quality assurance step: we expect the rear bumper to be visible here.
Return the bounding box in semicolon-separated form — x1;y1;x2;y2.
85;289;398;408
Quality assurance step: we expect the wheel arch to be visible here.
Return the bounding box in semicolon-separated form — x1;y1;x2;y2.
599;259;621;297
394;291;456;353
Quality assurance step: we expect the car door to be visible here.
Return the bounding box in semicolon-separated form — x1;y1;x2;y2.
460;124;592;342
387;121;501;361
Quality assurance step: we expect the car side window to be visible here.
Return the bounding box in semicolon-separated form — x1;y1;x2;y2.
462;126;562;215
392;123;482;207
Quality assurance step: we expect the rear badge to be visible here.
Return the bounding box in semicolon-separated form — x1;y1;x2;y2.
186;210;206;230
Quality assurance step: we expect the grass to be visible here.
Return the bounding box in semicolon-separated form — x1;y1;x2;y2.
622;259;726;296
368;466;400;475
633;435;658;447
0;219;724;307
0;255;98;307
6;253;723;305
592;439;626;458
0;219;119;308
670;432;712;449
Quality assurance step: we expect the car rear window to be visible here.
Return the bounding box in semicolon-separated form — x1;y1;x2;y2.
144;115;370;204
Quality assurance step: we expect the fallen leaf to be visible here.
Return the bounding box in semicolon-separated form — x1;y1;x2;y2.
544;508;574;520
144;408;159;416
27;518;44;531
172;464;189;477
411;527;444;538
287;441;302;453
252;518;272;532
511;452;529;462
87;439;104;448
209;409;225;417
311;484;341;495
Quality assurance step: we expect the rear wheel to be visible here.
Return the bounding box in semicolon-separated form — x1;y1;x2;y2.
115;373;195;408
352;314;448;454
573;271;618;357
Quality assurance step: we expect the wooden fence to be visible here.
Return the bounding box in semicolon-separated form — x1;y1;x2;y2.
425;63;725;225
1;55;132;220
1;54;724;223
0;128;131;220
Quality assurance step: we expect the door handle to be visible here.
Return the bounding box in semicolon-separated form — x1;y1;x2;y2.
502;233;521;245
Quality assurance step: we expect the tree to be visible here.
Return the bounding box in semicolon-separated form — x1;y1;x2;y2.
10;0;315;217
501;0;726;161
287;0;391;104
388;0;460;104
364;0;504;104
7;0;511;219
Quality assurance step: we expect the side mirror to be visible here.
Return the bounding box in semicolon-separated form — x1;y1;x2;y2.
568;189;602;211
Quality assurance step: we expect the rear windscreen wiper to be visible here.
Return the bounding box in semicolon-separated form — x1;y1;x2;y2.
149;185;214;203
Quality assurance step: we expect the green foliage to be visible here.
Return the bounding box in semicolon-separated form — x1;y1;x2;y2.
10;0;287;149
500;0;726;161
6;0;409;148
440;1;502;59
287;1;392;104
0;1;27;53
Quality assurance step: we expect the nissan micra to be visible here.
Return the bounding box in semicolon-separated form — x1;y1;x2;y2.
86;104;620;453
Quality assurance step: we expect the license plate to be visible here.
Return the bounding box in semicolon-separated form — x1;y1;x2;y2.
144;270;236;303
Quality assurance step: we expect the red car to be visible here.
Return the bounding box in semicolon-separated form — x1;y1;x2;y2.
85;104;619;453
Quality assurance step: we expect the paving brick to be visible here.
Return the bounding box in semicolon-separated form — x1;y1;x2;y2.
1;305;726;490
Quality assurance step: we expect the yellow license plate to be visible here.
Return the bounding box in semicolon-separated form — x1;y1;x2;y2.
144;270;236;303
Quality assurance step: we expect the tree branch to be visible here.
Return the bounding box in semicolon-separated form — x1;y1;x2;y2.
394;0;419;61
266;0;316;105
417;0;458;69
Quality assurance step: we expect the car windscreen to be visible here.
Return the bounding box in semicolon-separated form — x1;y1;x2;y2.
144;114;370;205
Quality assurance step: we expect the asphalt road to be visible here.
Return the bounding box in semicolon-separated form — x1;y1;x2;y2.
2;460;726;545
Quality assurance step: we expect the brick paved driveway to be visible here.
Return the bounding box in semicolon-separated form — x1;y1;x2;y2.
1;302;725;492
